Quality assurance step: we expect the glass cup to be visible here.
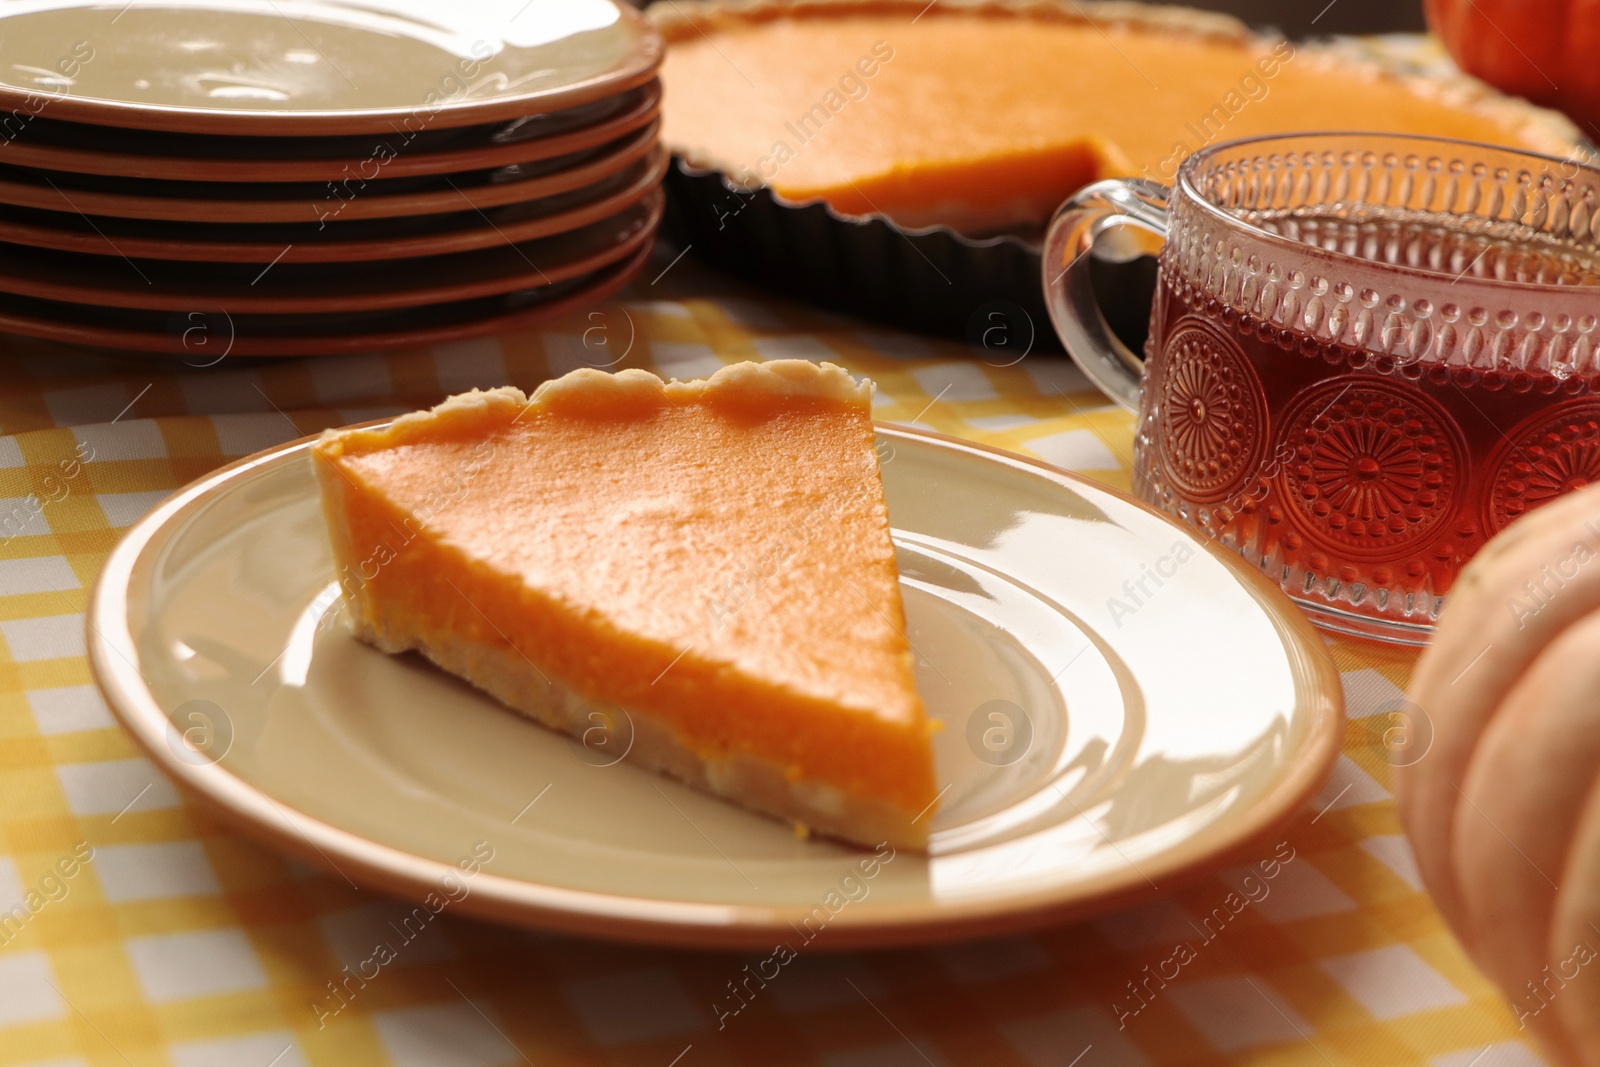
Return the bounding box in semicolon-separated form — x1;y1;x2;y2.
1042;132;1600;644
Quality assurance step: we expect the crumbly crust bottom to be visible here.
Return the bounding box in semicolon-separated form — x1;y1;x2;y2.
349;608;930;851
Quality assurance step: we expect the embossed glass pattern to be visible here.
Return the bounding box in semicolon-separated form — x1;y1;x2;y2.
1046;133;1600;643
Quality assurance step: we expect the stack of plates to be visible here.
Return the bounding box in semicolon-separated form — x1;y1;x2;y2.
0;0;664;358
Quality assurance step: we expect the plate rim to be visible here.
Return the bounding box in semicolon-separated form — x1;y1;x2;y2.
0;148;668;264
87;422;1345;950
0;120;659;224
0;189;660;313
0;3;661;136
0;81;662;184
0;223;654;357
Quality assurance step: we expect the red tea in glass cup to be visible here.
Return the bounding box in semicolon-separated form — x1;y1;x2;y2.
1043;133;1600;644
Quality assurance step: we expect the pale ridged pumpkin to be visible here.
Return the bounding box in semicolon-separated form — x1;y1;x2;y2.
1405;483;1600;1067
1425;0;1600;136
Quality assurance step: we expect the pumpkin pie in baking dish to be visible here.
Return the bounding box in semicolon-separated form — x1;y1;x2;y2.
655;0;1578;236
312;360;940;850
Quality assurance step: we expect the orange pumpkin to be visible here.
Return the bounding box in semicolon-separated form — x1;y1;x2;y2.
1405;482;1600;1067
1425;0;1600;137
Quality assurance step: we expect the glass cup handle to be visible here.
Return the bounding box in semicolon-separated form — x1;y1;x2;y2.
1041;178;1171;413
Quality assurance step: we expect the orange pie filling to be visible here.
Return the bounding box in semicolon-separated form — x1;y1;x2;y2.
658;4;1576;234
313;361;939;849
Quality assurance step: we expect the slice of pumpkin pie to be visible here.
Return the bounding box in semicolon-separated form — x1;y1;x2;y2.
311;360;940;849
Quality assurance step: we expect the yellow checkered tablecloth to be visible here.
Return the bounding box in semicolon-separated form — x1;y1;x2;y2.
0;249;1540;1067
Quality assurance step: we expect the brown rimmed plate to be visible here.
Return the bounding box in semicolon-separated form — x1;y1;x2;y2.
0;82;660;183
0;149;666;264
0;121;657;223
0;225;652;357
0;190;659;313
0;0;661;136
87;420;1343;950
6;79;642;158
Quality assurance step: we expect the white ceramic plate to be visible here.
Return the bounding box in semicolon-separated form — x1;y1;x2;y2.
0;0;660;134
88;425;1343;949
